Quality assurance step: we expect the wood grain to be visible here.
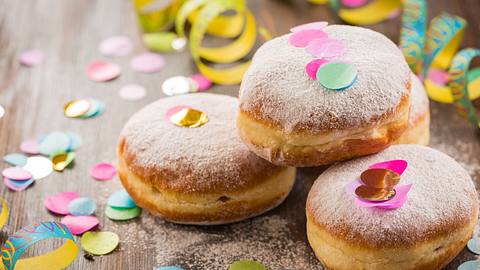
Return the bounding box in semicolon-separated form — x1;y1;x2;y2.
0;0;479;269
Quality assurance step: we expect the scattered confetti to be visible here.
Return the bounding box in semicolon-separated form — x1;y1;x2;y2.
39;131;71;156
228;260;267;270
19;49;44;67
290;21;328;32
68;197;96;216
3;153;28;167
61;215;100;235
105;205;141;221
155;267;185;270
166;106;209;128
45;192;79;215
306;38;346;59
316;62;358;90
306;59;328;80
289;29;327;48
51;151;75;171
2;167;32;181
190;74;212;91
23;156;53;180
0;105;4;119
4;178;34;191
90;162;117;180
342;0;367;8
81;231;119;256
458;260;480;270
98;36;133;57
162;76;198;96
87;60;121;82
131;53;165;73
64;99;104;119
108;189;137;209
119;84;147;101
66;132;82;151
79;99;105;119
20;139;40;155
467;231;480;254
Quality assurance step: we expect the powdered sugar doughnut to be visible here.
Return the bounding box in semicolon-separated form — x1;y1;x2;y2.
306;145;478;270
118;93;295;225
394;74;430;145
237;25;411;167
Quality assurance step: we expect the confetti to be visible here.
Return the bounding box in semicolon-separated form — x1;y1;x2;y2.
68;197;96;216
45;192;79;215
342;0;367;8
290;21;328;32
119;84;147;101
79;99;105;119
467;231;480;254
458;260;480;270
51;151;75;172
369;159;408;175
61;215;100;235
155;267;185;270
2;167;32;181
105;206;141;221
23;156;53;180
190;74;212;91
306;59;328;80
98;36;133;57
360;168;400;189
108;189;137;209
228;260;267;270
162;76;198;96
3;153;28;167
90;162;117;180
81;231;119;256
39;131;71;156
19;49;44;67
130;53;165;73
4;178;34;192
306;38;346;59
20;139;40;155
166;106;209;128
66;132;82;151
64;100;91;118
0;105;4;119
316;62;358;90
87;60;121;82
288;29;327;48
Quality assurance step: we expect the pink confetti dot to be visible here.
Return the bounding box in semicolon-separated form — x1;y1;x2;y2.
341;0;367;8
130;53;165;73
288;30;328;48
45;191;79;215
87;60;121;82
19;49;44;67
2;167;32;181
306;59;329;80
20;139;39;155
165;105;189;120
61;215;100;235
98;36;133;57
290;21;328;32
4;178;34;191
119;84;147;101
369;159;408;175
190;74;212;91
306;38;345;58
90;162;117;180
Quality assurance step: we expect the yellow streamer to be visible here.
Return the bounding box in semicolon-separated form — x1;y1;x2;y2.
337;0;402;25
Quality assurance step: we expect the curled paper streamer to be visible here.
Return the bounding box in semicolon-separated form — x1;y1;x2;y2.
1;221;78;270
399;0;427;75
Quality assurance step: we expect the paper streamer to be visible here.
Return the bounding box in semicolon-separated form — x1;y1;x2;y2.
1;222;78;270
399;0;427;75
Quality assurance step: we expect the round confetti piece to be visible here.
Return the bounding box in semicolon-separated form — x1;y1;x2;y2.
166;106;209;128
39;131;71;156
290;21;328;32
306;58;328;80
458;260;480;270
19;49;44;67
4;178;34;192
64;99;91;118
98;36;133;57
119;84;147;101
228;260;266;270
105;206;141;221
316;62;358;90
162;76;197;96
108;189;137;209
0;105;4;119
45;192;79;215
155;267;185;270
20;139;40;155
289;29;327;48
87;60;121;82
341;0;367;8
3;153;28;167
23;156;54;179
130;53;165;73
190;74;212;91
81;231;119;256
66;132;82;151
468;234;480;254
61;215;99;235
2;167;33;181
51;151;75;172
68;197;96;216
90;162;117;180
79;99;105;119
306;37;346;59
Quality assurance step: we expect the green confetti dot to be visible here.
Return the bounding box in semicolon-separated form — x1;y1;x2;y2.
105;206;141;221
316;62;358;90
228;260;266;270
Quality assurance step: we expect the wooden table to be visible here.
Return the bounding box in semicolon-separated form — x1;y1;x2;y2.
0;0;479;269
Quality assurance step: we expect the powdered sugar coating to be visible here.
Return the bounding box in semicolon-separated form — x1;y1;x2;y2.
119;93;283;193
239;25;411;133
409;74;430;124
307;145;478;248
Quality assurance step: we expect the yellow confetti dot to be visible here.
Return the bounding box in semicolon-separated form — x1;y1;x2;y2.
81;231;119;256
64;100;90;118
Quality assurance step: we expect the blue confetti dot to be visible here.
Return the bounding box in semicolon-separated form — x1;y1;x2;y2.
108;189;137;209
68;197;96;216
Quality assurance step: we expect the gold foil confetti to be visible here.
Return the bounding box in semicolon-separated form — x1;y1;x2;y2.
360;168;400;189
51;152;75;172
355;186;396;201
64;100;91;118
167;106;208;128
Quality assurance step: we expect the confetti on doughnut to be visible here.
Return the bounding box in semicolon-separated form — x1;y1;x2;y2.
90;162;117;180
306;59;328;80
68;197;96;216
228;260;267;270
3;153;28;167
4;178;34;191
130;53;165;73
87;60;121;82
290;21;328;32
19;49;44;67
306;38;346;59
108;189;137;209
98;36;133;57
316;62;358;90
23;156;53;180
45;192;79;215
166;106;209;128
119;84;147;101
20;139;40;155
288;29;328;48
81;231;119;256
61;215;100;235
190;74;212;91
2;167;32;181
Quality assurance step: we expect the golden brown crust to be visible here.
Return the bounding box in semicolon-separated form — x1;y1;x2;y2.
394;110;430;145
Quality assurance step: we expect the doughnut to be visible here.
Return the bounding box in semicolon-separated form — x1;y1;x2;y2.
117;93;296;225
306;145;478;270
394;74;430;145
237;25;411;167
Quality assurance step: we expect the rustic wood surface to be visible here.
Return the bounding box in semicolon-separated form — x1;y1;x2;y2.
0;0;479;269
